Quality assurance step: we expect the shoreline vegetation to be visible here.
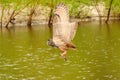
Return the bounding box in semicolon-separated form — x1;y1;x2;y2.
0;0;120;28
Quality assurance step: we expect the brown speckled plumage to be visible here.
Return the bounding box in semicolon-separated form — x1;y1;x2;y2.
49;3;78;61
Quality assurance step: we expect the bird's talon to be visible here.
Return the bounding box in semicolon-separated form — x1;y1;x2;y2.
64;58;67;61
61;53;67;61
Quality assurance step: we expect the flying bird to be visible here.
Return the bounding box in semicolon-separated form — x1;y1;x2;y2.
47;3;78;61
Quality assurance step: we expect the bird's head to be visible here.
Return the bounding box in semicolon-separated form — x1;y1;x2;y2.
47;39;58;48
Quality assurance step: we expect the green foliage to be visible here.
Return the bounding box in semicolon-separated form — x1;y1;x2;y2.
0;0;120;18
112;0;120;12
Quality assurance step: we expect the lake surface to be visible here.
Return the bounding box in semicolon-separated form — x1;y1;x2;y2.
0;22;120;80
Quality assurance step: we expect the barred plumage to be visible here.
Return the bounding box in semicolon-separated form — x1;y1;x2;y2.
48;3;78;61
54;3;69;22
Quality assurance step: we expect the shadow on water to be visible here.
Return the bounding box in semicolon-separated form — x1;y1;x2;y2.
27;26;39;48
27;26;34;38
48;24;53;39
105;23;111;38
0;27;3;37
6;26;15;38
98;21;111;38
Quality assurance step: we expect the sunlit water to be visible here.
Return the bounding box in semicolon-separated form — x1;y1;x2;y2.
0;22;120;80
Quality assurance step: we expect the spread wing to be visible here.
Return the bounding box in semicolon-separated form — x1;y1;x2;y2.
52;3;69;45
54;3;69;22
52;3;78;46
69;22;78;40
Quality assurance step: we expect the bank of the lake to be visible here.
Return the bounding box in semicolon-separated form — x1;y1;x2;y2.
0;2;120;27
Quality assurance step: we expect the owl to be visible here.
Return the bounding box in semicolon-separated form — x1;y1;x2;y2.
47;3;78;61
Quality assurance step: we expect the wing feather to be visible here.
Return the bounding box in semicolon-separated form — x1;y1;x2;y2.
53;3;69;45
69;22;78;40
52;3;78;46
54;3;69;22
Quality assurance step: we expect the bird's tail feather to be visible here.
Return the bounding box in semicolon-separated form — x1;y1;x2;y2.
66;42;76;49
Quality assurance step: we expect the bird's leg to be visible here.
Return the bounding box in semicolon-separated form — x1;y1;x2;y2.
61;51;67;61
59;46;68;61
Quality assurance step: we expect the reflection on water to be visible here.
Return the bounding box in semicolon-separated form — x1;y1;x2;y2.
0;22;120;80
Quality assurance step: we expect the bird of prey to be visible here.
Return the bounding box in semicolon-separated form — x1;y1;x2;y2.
47;3;78;61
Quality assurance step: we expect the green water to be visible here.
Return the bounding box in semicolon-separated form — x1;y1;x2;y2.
0;22;120;80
